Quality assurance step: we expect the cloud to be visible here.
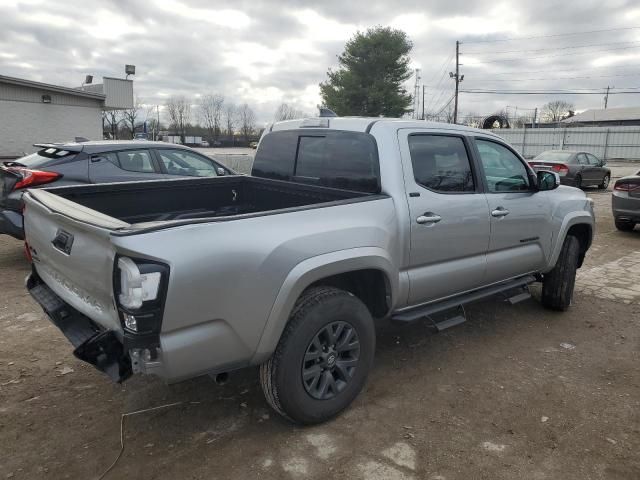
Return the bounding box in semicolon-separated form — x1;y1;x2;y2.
0;0;639;124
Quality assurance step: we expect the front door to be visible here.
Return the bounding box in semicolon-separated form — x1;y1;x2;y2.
399;130;491;306
473;137;552;284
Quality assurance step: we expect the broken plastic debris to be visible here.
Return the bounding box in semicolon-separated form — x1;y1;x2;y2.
58;366;74;375
560;343;576;350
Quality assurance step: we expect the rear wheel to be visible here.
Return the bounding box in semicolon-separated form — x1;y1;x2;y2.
574;174;583;189
615;219;636;232
541;235;580;311
598;174;610;190
260;287;375;424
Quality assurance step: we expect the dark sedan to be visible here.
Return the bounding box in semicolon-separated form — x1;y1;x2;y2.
528;150;611;189
612;169;640;232
0;141;234;239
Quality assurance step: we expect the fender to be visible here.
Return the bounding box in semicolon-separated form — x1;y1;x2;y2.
544;211;594;272
250;246;399;365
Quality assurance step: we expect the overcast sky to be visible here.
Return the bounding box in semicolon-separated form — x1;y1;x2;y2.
2;0;640;126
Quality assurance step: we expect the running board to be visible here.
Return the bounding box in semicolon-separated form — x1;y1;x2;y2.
391;275;536;325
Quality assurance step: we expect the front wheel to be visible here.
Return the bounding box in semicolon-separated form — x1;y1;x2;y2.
599;174;610;190
260;287;375;424
541;235;580;311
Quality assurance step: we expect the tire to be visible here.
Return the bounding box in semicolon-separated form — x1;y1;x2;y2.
615;219;636;232
259;286;375;424
541;235;580;311
574;174;583;189
598;174;610;190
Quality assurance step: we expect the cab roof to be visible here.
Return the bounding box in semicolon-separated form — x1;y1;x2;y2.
270;117;502;139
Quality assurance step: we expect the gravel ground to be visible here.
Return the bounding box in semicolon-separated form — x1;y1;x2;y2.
0;173;639;480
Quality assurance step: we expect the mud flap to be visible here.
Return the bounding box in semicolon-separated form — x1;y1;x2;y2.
74;331;132;383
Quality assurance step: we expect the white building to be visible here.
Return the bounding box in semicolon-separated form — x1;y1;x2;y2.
0;75;133;158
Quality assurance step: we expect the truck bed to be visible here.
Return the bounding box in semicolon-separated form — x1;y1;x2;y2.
33;176;370;230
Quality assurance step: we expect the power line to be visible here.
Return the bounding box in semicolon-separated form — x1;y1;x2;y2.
481;66;640;76
465;40;640;55
465;72;640;83
461;89;640;95
463;26;640;44
464;45;640;65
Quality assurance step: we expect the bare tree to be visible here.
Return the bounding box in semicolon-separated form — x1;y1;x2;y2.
223;103;237;143
541;100;575;123
198;94;225;140
461;112;481;128
166;96;191;143
274;103;306;121
102;110;123;139
238;103;256;141
122;96;144;139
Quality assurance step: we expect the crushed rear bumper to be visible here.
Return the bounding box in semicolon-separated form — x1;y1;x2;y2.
26;272;132;382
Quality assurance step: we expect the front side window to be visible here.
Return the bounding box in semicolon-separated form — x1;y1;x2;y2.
157;149;219;177
476;139;530;192
408;135;474;192
586;153;600;166
115;150;155;173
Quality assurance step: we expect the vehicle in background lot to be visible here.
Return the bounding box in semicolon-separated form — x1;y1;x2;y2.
249;141;258;149
133;133;148;140
0;141;233;239
612;169;640;231
528;150;611;189
22;118;595;424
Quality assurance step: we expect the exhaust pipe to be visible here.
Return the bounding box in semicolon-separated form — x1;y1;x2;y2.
214;372;229;385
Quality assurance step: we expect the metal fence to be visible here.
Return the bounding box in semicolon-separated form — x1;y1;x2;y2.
491;126;640;160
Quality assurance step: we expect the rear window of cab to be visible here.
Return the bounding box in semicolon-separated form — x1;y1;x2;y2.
252;129;381;193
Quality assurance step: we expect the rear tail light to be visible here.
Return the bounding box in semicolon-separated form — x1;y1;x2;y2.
551;164;569;176
114;256;169;334
7;167;61;190
614;181;640;192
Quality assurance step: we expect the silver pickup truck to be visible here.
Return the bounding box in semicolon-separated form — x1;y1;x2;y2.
23;118;595;424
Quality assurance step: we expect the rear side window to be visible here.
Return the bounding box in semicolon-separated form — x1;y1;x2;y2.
252;130;380;193
157;149;219;177
115;150;155;173
14;148;76;168
408;135;474;192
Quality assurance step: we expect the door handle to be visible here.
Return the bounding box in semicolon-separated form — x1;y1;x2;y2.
416;213;442;224
491;207;510;218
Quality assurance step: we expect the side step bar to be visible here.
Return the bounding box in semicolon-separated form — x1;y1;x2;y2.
391;275;536;327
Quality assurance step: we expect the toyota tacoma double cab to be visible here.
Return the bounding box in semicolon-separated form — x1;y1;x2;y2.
22;117;594;424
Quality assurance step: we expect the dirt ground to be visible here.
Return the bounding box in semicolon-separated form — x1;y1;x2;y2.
1;167;639;480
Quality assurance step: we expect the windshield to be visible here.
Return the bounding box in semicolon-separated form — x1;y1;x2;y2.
533;151;573;162
9;148;76;168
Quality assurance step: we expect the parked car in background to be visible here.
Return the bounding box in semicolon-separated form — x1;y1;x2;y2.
249;141;258;149
528;150;611;189
612;169;640;231
0;141;233;239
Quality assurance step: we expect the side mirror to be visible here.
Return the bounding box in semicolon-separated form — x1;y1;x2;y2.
216;167;226;176
537;170;560;191
601;159;607;166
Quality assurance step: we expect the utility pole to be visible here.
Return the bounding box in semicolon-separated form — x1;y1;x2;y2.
604;86;611;109
533;107;538;128
422;85;425;120
413;68;421;119
450;41;464;124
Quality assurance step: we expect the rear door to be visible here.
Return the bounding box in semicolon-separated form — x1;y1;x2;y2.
399;129;491;305
473;137;552;283
89;149;162;183
576;153;592;183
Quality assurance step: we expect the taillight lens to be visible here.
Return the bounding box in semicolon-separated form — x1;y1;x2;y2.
551;164;569;176
8;167;61;190
114;256;169;334
614;181;640;192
